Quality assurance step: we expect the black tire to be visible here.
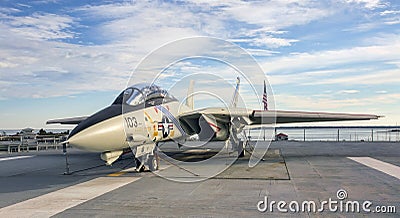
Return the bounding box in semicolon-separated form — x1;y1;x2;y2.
238;141;245;157
238;149;245;158
148;153;159;171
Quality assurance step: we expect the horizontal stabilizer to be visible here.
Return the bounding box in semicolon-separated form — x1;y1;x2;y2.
46;116;89;125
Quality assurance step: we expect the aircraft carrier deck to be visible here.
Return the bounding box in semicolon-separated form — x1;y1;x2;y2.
0;141;398;217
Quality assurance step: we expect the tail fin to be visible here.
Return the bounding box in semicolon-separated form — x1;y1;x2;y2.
231;77;240;108
185;80;195;110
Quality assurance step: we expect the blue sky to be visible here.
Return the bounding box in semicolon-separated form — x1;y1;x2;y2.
0;0;399;129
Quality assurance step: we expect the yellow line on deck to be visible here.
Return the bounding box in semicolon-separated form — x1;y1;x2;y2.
107;171;127;177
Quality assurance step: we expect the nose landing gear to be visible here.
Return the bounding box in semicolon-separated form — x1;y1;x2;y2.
148;153;159;171
135;153;159;172
133;143;159;172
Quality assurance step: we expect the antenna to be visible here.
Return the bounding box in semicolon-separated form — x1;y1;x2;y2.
231;76;240;108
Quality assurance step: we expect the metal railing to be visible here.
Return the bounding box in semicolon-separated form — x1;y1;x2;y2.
0;136;67;153
246;126;400;142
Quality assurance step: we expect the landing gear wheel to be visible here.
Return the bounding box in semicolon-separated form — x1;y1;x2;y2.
238;149;245;158
135;158;145;172
148;153;159;171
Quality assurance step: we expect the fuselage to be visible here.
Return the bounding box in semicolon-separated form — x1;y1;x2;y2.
67;84;190;152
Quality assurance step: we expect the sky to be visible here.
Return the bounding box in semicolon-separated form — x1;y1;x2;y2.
0;0;399;129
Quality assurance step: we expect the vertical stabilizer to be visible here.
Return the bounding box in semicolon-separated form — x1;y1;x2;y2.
186;80;195;110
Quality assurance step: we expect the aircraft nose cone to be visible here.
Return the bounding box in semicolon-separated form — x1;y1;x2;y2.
68;115;127;152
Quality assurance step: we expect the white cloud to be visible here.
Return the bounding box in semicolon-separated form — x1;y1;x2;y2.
16;3;32;8
245;48;279;57
273;91;399;126
77;1;330;50
308;69;400;85
380;10;400;16
338;90;360;94
2;12;76;40
231;36;299;48
384;18;400;25
268;68;355;85
262;33;400;88
275;92;400;111
268;66;400;87
255;36;298;48
0;7;21;13
344;0;387;9
343;22;381;32
222;0;329;29
0;36;133;99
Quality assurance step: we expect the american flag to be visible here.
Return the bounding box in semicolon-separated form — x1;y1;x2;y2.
263;80;268;110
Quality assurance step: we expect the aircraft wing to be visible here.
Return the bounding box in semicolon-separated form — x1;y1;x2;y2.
178;107;380;135
46;116;89;125
251;110;381;124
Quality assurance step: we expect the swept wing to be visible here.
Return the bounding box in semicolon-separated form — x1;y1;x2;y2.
178;107;380;135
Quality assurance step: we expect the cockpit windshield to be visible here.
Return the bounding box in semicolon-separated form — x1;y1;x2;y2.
112;83;177;106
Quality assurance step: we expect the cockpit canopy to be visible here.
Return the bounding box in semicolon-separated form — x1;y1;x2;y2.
112;83;177;106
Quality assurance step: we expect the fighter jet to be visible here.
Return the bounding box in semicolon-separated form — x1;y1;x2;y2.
47;80;380;171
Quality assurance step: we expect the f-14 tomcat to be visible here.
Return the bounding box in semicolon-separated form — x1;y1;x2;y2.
47;80;380;171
